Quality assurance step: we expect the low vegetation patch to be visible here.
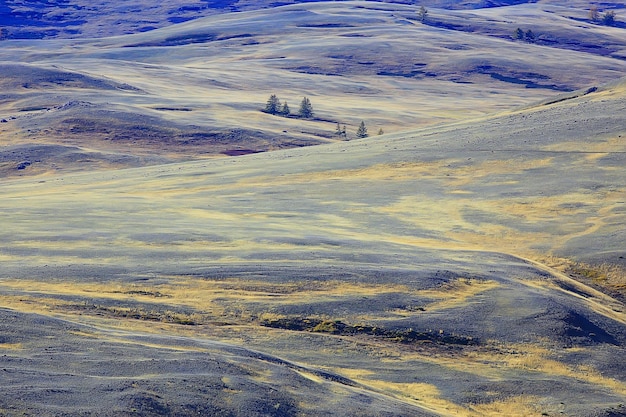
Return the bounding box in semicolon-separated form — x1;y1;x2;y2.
62;303;201;325
565;261;626;301
260;316;477;346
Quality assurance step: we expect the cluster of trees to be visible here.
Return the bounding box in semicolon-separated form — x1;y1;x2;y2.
513;7;618;44
589;6;617;26
263;94;313;118
513;27;536;43
336;121;383;139
264;94;383;140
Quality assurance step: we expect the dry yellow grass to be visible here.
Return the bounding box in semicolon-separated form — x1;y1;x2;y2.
467;396;545;417
413;278;499;311
536;255;626;300
0;343;23;350
338;368;548;417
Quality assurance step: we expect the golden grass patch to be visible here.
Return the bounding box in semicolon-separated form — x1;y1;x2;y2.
463;342;626;397
0;343;23;350
467;396;544;417
542;136;626;154
417;278;499;311
0;277;420;326
336;367;548;417
445;158;554;187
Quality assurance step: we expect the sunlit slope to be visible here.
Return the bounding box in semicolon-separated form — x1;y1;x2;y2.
2;76;624;268
1;76;625;415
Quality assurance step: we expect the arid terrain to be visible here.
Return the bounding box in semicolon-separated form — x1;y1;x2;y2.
1;1;625;416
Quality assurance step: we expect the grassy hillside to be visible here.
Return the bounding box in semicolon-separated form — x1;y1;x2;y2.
1;1;625;178
1;1;625;416
1;0;611;39
1;74;625;416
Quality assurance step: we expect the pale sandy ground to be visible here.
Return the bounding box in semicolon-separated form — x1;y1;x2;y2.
1;2;626;416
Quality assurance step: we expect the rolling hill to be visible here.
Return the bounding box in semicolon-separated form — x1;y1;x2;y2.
1;1;626;178
1;1;625;416
1;66;626;417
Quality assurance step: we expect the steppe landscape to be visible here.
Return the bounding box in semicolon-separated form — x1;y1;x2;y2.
1;0;625;416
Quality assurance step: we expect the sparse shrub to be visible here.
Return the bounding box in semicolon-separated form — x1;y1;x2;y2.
377;128;384;135
335;122;343;135
312;320;345;334
259;315;477;345
335;122;347;138
356;121;368;138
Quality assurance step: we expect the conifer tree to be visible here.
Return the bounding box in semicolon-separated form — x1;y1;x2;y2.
264;94;281;115
335;123;347;139
378;128;384;136
356;121;368;138
417;6;428;23
281;101;290;116
298;97;314;119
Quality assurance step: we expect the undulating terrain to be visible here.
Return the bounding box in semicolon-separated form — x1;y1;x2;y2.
1;1;625;416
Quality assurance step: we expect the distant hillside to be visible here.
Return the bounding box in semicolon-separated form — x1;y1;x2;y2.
0;0;609;38
1;1;625;179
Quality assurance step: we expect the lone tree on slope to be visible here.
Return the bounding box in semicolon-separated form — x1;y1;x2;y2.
335;122;347;139
602;10;616;26
589;5;600;22
298;97;314;119
356;121;368;138
417;6;428;23
264;94;281;115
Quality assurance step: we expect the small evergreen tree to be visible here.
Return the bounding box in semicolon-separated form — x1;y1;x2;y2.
356;121;368;138
514;27;524;40
335;122;343;136
298;97;314;119
417;6;428;23
264;94;281;115
281;101;290;116
335;123;348;139
378;128;384;135
589;5;600;22
602;10;616;26
525;29;535;43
